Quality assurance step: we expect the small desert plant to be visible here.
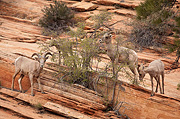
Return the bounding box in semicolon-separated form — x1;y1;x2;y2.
34;102;43;110
39;0;74;35
177;83;180;90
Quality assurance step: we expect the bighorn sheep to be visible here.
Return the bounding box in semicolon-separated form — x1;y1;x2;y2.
138;59;164;96
11;52;52;96
99;32;139;84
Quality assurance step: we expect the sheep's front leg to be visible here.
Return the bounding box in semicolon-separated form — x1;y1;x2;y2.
150;76;154;96
37;77;45;94
18;74;25;93
29;74;34;96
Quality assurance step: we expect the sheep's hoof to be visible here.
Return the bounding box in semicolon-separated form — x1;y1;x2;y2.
150;93;154;96
41;91;45;94
21;90;25;93
31;94;35;96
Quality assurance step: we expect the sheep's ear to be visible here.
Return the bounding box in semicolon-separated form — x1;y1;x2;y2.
45;56;49;60
34;57;39;61
139;63;144;70
109;34;112;37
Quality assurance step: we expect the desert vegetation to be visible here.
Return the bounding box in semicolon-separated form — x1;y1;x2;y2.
36;0;180;117
39;0;75;35
1;0;180;118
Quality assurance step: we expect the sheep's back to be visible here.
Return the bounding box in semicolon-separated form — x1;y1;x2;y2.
149;60;164;73
15;56;39;74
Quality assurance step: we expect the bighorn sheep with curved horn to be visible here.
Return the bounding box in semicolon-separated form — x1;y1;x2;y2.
99;32;139;84
11;52;52;96
138;59;165;96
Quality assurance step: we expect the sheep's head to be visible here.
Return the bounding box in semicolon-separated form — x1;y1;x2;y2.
138;63;145;81
99;32;113;44
32;52;52;68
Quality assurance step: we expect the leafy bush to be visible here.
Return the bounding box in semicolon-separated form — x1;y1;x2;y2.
39;0;74;35
136;0;175;20
130;0;179;49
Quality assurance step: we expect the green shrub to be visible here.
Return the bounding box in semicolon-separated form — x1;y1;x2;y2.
39;0;74;35
131;0;179;49
136;0;174;20
34;102;43;110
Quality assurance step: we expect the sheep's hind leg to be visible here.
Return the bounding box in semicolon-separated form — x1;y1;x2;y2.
18;74;24;93
162;73;165;94
11;69;20;90
29;74;34;96
157;75;162;94
37;77;45;94
155;77;159;93
150;76;154;96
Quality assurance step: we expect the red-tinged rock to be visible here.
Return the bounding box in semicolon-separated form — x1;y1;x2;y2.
84;26;91;30
96;0;118;6
114;9;136;16
97;5;116;11
75;12;91;20
44;102;93;119
71;2;98;12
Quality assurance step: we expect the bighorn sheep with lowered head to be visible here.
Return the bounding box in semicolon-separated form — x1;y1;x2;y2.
11;52;52;96
138;59;164;96
99;32;139;84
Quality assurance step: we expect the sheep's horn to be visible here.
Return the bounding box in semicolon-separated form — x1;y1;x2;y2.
31;53;40;58
44;52;52;58
108;31;115;34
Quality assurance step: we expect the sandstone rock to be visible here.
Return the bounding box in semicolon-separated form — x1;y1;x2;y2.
44;102;93;119
84;25;91;30
114;9;136;16
96;0;140;8
116;2;139;9
12;37;37;43
75;12;91;20
84;0;95;2
71;2;98;12
97;5;116;11
96;0;118;6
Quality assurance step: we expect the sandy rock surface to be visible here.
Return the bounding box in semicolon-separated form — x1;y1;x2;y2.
0;0;180;119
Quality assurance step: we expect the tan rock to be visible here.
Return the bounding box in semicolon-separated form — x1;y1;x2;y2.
114;9;136;16
96;0;140;8
96;0;118;6
97;5;116;11
116;2;139;9
84;26;91;30
75;12;91;20
71;2;98;12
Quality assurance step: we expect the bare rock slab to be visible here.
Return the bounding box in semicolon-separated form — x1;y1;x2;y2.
44;102;93;119
114;9;136;16
71;2;98;12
